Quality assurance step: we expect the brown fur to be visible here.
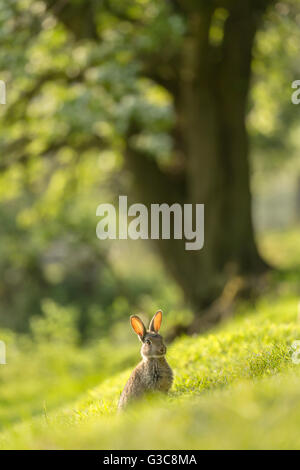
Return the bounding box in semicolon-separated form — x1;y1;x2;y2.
118;311;173;410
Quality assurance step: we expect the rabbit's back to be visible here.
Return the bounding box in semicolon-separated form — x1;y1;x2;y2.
118;361;147;409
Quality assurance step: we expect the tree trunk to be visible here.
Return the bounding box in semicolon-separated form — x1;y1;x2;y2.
45;0;273;319
125;1;271;315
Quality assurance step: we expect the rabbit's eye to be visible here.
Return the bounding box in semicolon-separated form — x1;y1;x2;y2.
146;339;151;345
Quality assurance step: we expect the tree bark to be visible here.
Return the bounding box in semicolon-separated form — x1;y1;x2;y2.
125;1;272;314
45;0;274;318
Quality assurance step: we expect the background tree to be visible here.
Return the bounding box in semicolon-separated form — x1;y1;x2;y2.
1;0;300;334
42;0;273;316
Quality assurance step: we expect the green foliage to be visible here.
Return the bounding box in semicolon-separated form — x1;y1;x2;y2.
0;0;300;333
259;225;300;269
0;301;138;428
0;0;185;334
251;1;300;170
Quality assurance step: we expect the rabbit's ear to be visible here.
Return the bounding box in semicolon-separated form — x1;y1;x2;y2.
130;315;146;340
149;310;162;333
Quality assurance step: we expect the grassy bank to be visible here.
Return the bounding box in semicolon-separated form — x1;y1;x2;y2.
0;227;300;449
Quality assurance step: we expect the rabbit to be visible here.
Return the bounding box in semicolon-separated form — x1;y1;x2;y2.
118;310;173;410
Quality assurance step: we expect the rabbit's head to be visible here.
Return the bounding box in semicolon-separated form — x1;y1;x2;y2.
130;310;167;359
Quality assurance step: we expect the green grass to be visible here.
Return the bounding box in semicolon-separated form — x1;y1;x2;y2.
1;294;300;449
1;227;300;449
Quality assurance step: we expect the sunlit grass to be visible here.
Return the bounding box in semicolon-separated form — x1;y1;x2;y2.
1;293;300;449
1;227;300;449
